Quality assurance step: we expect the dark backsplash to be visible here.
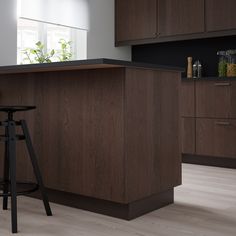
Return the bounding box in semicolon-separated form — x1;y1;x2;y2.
132;36;236;77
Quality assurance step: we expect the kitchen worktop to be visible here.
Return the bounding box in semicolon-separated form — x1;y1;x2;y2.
0;58;183;74
182;76;236;81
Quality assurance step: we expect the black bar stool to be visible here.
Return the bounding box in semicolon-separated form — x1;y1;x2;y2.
0;106;52;233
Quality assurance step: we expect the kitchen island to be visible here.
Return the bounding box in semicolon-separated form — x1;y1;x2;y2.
0;59;182;219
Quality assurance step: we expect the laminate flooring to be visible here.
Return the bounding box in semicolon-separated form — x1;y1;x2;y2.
0;163;236;235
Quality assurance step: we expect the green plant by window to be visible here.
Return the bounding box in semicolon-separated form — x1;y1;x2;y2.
22;39;72;64
23;41;55;64
57;39;72;62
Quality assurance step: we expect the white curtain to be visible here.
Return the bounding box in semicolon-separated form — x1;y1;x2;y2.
19;0;89;30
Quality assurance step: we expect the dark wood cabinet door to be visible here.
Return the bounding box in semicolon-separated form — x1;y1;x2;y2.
206;0;236;32
196;118;236;158
230;81;236;118
181;81;195;117
182;118;195;154
115;0;157;42
125;69;181;202
158;71;181;189
196;81;232;118
158;0;204;37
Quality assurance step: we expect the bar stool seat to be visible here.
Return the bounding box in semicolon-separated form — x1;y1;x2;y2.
0;106;36;112
0;105;52;234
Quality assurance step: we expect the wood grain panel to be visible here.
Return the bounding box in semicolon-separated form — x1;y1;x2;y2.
125;68;181;202
0;67;181;206
0;68;125;203
181;81;195;117
0;74;35;182
158;0;204;37
115;0;157;42
206;0;236;32
182;118;195;154
196;118;236;158
196;81;231;118
40;69;125;202
124;68;160;202
157;71;181;190
230;81;236;118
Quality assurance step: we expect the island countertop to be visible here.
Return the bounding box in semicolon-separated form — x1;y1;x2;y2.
0;58;183;74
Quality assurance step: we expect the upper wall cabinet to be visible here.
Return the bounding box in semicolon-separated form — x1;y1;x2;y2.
206;0;236;32
115;0;236;46
158;0;204;37
115;0;157;43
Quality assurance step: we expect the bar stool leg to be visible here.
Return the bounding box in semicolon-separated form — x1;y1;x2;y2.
3;128;9;210
8;121;18;233
20;120;52;216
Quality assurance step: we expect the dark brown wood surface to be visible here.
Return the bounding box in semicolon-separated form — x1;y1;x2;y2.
196;118;236;158
0;74;35;182
181;118;195;154
157;71;181;189
0;69;125;203
182;80;236;164
115;0;157;43
196;81;234;118
230;81;236;118
0;67;181;206
115;0;236;46
158;0;204;37
181;81;195;117
124;68;181;202
124;68;160;202
206;0;236;32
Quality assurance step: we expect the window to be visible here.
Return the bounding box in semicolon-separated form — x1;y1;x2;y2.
17;18;87;64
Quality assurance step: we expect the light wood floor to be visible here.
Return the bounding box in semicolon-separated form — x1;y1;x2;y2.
1;163;236;235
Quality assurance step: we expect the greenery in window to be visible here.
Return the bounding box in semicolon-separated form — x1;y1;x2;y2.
57;39;73;62
22;39;72;64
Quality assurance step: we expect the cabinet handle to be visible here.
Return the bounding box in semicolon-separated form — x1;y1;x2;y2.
214;82;231;86
215;121;231;126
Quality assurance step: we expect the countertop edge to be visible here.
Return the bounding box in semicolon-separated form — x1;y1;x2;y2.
182;76;236;81
0;58;184;75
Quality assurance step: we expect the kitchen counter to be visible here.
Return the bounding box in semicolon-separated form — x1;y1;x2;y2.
182;76;236;81
0;58;183;74
0;59;182;219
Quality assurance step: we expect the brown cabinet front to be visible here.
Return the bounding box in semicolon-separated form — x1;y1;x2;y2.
158;0;204;37
206;0;236;32
181;81;195;117
115;0;157;43
195;81;236;118
115;0;236;45
196;118;236;158
182;118;195;154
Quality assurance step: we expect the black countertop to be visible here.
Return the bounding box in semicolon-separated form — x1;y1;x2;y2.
182;76;236;81
0;58;184;75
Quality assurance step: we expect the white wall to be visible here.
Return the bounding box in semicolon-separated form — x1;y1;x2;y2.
87;0;131;61
0;0;17;65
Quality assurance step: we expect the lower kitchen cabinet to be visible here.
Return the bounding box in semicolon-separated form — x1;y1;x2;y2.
181;79;236;167
180;81;195;117
196;118;236;158
182;118;195;155
196;80;236;118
